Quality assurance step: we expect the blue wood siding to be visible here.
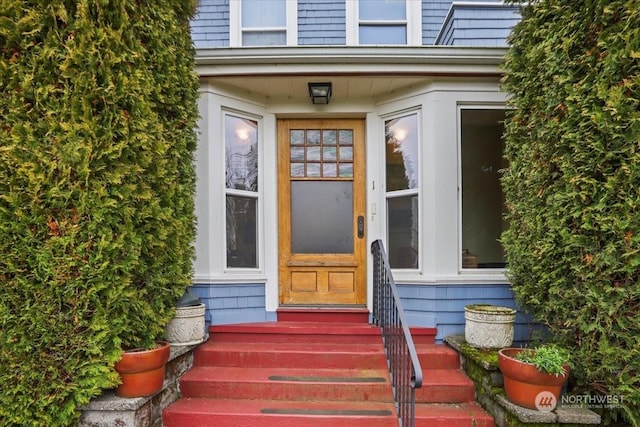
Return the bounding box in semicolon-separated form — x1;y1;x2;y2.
190;283;275;326
435;4;520;46
397;283;540;343
422;0;454;45
298;0;346;45
190;282;538;345
191;0;229;48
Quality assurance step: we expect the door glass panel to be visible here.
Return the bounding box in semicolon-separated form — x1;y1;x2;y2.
339;164;353;177
322;130;337;144
291;181;353;253
226;195;258;268
387;195;418;269
339;130;353;145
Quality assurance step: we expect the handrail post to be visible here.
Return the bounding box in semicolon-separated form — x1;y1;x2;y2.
371;239;422;427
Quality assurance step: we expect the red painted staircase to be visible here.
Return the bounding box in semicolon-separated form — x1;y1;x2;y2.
163;314;494;426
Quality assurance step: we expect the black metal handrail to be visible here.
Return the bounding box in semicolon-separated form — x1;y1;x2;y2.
371;239;423;427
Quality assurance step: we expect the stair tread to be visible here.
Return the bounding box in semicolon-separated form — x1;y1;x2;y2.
421;369;474;386
167;398;397;414
183;365;391;383
200;341;385;353
211;321;382;334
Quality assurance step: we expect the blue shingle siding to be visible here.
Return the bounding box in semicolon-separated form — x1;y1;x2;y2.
298;0;346;45
191;0;230;48
189;284;274;326
422;1;454;45
435;4;521;47
397;283;541;344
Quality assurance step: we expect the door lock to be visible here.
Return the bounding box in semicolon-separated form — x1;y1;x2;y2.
357;216;365;239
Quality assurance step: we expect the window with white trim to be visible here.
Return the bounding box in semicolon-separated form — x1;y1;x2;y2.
225;113;259;268
385;112;420;269
460;108;507;269
346;0;421;45
230;0;297;47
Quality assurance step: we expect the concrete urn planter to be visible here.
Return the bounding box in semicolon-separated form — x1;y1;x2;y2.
464;304;516;349
165;303;206;346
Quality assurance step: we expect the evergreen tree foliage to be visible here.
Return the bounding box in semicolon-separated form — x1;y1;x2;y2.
502;1;639;424
0;1;199;425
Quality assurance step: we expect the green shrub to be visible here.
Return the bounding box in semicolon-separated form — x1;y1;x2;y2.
0;1;199;425
502;1;640;424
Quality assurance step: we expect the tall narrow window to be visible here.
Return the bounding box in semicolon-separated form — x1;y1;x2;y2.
359;0;407;44
385;113;419;269
241;0;286;46
225;114;259;268
460;108;507;269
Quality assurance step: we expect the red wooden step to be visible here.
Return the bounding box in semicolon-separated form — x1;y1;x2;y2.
415;402;495;427
163;321;493;426
416;369;476;403
194;341;388;369
277;307;370;323
209;321;383;344
416;343;461;370
180;366;395;402
164;398;399;427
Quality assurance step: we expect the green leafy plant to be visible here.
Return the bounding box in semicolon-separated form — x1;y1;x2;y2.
515;344;571;377
0;1;199;426
502;1;640;425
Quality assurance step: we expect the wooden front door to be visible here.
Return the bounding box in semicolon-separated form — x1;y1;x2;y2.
278;119;366;305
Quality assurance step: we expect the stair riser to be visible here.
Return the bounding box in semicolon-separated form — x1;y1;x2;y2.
416;348;461;370
194;350;388;370
415;385;475;403
210;333;383;344
181;381;395;402
164;413;398;427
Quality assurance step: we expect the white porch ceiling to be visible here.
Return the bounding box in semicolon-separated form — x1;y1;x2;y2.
209;75;431;102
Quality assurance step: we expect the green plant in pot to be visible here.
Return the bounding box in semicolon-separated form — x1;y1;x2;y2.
498;344;571;410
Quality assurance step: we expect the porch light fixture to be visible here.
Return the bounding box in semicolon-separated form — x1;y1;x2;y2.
308;82;332;105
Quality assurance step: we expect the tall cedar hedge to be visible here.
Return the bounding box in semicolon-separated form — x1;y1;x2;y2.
0;1;199;425
502;1;639;424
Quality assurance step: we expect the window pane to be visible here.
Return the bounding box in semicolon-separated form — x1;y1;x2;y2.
226;115;258;191
387;195;418;269
291;181;353;253
385;113;418;191
461;109;507;269
359;25;406;44
359;0;406;20
226;195;258;268
242;31;286;46
242;0;285;27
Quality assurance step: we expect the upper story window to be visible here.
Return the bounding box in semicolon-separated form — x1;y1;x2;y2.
346;0;422;45
359;0;406;44
460;108;507;270
230;0;297;47
385;112;420;269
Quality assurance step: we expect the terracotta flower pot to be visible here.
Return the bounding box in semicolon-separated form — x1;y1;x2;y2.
498;348;569;410
114;341;170;398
